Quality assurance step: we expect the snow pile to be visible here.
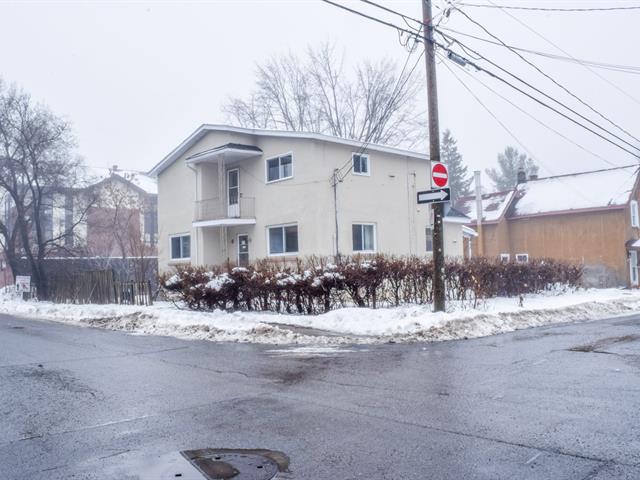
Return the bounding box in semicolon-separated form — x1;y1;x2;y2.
1;288;639;344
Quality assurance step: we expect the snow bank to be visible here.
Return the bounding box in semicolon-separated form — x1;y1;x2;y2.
1;288;639;345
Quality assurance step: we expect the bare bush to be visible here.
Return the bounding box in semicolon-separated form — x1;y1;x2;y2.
160;255;582;314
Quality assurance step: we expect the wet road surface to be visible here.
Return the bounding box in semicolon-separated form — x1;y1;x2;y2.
0;311;639;479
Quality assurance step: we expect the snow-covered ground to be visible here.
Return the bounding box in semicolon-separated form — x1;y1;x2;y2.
1;288;639;345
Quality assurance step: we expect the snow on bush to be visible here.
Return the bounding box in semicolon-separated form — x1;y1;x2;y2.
160;255;582;315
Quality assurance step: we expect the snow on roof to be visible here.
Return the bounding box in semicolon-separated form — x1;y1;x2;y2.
512;165;638;217
455;190;515;224
84;167;157;195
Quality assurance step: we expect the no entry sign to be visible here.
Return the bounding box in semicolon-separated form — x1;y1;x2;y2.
431;162;449;189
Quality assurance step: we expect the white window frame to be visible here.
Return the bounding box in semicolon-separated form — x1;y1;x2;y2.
265;152;294;184
266;223;299;257
169;233;191;261
352;152;370;176
630;250;639;286
500;253;510;262
631;200;639;228
515;253;529;264
352;223;377;253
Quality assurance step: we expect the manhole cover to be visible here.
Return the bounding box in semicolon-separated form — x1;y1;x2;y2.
181;449;288;480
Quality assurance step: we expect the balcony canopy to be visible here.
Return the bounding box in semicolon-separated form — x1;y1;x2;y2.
185;143;262;166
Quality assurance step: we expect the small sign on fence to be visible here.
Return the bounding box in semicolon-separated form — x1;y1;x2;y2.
15;275;31;294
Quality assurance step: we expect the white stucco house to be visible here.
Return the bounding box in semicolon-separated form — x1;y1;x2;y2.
149;125;474;272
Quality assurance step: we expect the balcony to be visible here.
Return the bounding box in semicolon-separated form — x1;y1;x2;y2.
193;196;256;227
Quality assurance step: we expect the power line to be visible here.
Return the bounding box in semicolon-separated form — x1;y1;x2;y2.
441;53;621;167
438;52;543;168
458;3;640;12
449;7;640;146
439;51;632;208
436;29;640;155
485;0;640;105
320;0;640;159
438;27;640;74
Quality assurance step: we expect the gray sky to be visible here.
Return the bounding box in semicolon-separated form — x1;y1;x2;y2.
1;0;638;183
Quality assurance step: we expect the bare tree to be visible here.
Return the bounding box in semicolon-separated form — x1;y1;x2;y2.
0;80;93;297
224;43;425;148
87;171;156;283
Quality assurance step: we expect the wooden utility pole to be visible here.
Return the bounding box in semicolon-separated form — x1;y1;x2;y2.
422;0;446;312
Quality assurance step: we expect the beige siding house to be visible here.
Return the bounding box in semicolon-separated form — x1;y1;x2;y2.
150;125;472;272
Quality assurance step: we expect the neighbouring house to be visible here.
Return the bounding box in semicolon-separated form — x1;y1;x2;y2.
0;166;158;290
456;165;640;287
150;124;474;273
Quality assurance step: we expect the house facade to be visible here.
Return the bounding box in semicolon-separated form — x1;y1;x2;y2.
456;165;640;287
151;125;473;273
0;167;158;289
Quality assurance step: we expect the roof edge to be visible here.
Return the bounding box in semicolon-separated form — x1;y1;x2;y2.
148;124;430;177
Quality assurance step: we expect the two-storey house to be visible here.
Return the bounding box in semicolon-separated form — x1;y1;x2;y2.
150;125;473;272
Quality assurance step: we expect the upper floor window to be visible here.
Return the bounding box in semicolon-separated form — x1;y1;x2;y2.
352;153;370;176
171;234;191;260
631;200;639;228
353;223;376;252
266;153;293;183
268;224;298;255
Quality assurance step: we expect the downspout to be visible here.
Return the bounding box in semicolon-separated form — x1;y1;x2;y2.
333;168;340;263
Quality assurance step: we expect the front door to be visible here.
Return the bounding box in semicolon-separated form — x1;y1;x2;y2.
237;234;249;267
227;169;239;218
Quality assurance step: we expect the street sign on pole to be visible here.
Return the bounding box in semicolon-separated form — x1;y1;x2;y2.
431;161;449;189
417;187;451;205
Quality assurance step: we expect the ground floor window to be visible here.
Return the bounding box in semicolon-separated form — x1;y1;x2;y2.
515;253;529;263
500;253;510;262
170;234;190;260
353;223;376;252
268;224;298;255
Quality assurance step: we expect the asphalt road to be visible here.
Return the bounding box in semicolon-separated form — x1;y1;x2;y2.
0;311;639;480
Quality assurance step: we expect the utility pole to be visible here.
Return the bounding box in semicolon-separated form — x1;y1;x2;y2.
422;0;446;312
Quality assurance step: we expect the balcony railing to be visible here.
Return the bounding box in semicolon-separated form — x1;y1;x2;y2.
194;196;256;223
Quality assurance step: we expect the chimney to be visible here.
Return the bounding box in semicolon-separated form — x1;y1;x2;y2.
529;173;538;180
111;164;118;172
516;167;527;184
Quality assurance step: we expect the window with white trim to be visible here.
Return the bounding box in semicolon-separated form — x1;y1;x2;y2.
268;224;298;255
426;227;433;253
515;253;529;263
170;234;190;260
352;153;370;175
630;250;639;286
631;200;639;228
352;223;376;252
500;253;510;262
266;153;293;183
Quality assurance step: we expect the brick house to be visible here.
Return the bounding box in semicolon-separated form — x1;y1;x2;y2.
456;165;640;287
0;167;158;289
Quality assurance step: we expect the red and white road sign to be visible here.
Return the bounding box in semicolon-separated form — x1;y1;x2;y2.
431;161;449;188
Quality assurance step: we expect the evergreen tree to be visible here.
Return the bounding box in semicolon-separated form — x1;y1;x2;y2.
440;129;471;203
485;146;539;191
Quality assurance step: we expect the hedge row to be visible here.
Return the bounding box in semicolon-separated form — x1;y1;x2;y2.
160;255;582;314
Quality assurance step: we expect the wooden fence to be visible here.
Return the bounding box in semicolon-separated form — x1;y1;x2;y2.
46;270;153;305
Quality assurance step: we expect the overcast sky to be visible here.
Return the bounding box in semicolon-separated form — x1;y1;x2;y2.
1;0;638;183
